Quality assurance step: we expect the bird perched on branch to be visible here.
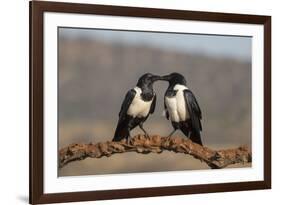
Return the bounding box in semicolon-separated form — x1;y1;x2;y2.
160;72;203;145
113;73;161;143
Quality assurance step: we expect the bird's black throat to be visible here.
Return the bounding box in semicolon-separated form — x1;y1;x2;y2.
165;85;177;97
139;85;154;101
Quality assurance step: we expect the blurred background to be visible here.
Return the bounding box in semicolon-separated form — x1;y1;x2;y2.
58;27;251;176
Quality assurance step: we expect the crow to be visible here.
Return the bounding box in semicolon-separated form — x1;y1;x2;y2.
161;72;203;145
113;73;161;143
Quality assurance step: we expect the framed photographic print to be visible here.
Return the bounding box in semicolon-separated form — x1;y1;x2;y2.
29;0;271;204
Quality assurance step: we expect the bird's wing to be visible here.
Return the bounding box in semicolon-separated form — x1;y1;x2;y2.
113;89;136;142
149;94;157;114
191;91;202;119
118;89;136;119
184;89;202;131
164;100;169;120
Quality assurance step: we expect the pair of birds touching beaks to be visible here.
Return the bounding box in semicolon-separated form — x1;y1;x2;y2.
112;72;203;146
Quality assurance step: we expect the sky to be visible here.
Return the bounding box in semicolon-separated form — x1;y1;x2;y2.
59;27;252;62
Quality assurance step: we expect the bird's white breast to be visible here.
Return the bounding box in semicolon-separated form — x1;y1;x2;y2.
165;84;190;122
127;87;153;118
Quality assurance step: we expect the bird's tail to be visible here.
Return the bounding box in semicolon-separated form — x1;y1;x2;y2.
179;122;203;146
112;123;129;142
190;130;203;146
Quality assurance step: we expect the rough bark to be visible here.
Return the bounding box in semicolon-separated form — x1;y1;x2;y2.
59;135;251;169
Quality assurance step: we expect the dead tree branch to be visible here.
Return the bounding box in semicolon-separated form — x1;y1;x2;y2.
59;135;251;169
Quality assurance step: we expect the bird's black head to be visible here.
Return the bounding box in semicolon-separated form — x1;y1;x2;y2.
136;73;161;88
160;72;187;86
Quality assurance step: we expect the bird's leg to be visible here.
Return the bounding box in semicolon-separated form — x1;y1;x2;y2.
167;129;177;140
187;131;191;139
126;130;132;144
139;123;149;139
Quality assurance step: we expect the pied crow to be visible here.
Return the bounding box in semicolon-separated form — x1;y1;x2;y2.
160;72;203;145
112;73;161;143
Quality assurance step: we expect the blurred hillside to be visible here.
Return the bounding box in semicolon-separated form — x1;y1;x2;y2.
58;36;251;175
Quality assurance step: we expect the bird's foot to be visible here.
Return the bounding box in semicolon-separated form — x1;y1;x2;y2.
126;138;131;145
166;136;172;141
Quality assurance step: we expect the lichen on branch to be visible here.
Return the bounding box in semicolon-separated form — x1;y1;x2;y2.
59;135;251;169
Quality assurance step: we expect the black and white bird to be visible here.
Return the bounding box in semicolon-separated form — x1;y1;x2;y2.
112;73;161;143
161;73;203;145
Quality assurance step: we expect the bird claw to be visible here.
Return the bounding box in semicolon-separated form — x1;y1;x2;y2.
166;136;172;141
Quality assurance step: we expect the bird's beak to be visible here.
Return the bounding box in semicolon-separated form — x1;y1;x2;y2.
151;75;162;82
159;75;171;81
